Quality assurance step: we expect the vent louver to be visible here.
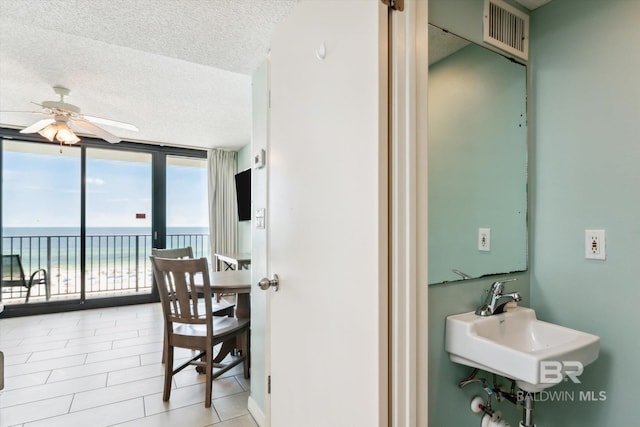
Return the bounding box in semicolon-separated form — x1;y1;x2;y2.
483;0;529;60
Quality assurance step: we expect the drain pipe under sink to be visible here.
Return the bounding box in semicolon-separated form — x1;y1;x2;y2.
519;392;535;427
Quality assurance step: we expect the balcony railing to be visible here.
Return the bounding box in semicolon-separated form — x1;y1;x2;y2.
1;232;209;304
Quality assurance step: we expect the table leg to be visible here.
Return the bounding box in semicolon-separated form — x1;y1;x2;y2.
213;339;237;363
235;294;251;319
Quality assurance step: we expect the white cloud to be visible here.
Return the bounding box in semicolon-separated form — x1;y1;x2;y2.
86;177;105;185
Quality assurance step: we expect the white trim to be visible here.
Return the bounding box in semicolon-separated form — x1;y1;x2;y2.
389;7;416;427
378;3;391;427
248;395;266;427
415;0;430;425
389;0;429;426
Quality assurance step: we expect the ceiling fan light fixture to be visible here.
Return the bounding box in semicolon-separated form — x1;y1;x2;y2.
38;122;81;144
37;124;58;142
55;124;80;144
9;86;136;146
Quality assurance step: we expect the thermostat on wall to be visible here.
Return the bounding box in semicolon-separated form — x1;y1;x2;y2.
254;149;266;169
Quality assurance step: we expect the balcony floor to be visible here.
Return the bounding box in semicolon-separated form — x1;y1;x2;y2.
0;303;257;427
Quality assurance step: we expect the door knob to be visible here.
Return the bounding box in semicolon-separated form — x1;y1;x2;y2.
258;274;279;292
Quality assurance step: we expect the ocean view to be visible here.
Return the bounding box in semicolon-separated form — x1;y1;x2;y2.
2;226;209;302
2;226;208;237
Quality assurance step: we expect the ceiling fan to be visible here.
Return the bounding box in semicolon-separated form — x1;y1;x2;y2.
7;86;138;145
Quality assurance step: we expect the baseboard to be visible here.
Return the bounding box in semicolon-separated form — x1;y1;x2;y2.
247;395;266;427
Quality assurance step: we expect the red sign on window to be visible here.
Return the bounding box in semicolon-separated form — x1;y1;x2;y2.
136;213;146;219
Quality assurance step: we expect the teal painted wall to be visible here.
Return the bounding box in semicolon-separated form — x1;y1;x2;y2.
428;1;532;426
529;0;640;425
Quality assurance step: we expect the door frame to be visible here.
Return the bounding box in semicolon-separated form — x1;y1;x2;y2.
388;0;428;425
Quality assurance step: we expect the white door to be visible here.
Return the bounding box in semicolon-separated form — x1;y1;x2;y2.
265;1;388;426
249;61;270;425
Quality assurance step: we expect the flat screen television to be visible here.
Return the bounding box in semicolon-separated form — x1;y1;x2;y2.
235;169;251;221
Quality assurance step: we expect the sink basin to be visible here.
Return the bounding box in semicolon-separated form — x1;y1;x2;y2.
445;306;600;392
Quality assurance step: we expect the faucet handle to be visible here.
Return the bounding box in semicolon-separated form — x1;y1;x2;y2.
491;278;518;293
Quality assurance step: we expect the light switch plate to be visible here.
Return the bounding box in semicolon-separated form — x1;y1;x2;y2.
255;208;265;229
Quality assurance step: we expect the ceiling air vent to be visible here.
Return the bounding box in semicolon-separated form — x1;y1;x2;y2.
483;0;529;60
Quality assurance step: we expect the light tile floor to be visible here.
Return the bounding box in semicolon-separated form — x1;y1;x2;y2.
0;303;258;427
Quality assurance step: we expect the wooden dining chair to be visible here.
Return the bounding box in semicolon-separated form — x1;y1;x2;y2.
153;247;236;306
150;256;250;407
152;247;235;316
152;246;194;259
152;247;235;365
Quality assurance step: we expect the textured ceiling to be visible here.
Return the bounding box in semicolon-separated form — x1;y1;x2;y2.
0;0;297;149
428;25;470;66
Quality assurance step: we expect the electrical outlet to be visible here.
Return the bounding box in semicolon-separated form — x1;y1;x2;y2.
478;228;491;252
585;229;606;260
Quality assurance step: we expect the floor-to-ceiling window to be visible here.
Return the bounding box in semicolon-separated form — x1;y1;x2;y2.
85;148;153;299
1;140;81;303
166;156;209;257
0;130;208;315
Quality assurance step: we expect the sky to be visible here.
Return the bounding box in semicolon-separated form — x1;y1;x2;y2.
2;144;208;229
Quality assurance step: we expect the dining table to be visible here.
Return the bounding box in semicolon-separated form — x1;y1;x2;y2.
207;269;252;319
195;269;252;365
214;252;252;271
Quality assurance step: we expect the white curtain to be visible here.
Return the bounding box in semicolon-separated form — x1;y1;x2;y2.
208;149;238;269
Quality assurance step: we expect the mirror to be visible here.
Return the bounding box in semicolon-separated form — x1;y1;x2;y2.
428;25;527;285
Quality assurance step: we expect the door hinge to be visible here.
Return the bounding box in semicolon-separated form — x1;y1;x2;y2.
268;375;271;394
381;0;404;11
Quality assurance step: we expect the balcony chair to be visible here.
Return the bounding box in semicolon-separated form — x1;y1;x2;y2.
1;254;49;303
150;256;250;407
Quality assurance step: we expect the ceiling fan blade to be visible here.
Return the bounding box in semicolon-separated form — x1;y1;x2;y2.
72;119;121;143
83;115;139;132
20;118;55;134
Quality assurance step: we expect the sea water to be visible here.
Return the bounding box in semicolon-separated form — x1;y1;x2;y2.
2;226;209;300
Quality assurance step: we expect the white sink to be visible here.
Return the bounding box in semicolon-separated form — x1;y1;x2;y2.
445;306;600;392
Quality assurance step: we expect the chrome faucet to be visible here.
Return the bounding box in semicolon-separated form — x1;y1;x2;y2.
452;269;472;280
475;278;521;316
